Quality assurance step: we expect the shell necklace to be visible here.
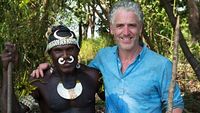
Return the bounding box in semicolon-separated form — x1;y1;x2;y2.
57;80;83;100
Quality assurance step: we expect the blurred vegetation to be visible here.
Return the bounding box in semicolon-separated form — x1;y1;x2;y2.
0;0;200;113
79;35;114;64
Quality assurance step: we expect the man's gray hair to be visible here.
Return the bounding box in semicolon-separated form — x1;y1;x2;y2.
109;0;144;24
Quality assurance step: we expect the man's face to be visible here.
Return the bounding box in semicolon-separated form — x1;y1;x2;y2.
50;44;79;74
110;9;142;51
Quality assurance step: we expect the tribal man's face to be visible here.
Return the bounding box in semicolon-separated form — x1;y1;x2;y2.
50;44;79;74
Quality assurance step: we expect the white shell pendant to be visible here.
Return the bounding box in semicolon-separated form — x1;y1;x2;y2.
57;81;83;100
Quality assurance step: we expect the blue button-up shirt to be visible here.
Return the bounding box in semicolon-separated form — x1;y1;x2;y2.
89;45;184;113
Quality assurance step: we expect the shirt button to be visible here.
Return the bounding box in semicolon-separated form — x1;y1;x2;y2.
118;88;123;95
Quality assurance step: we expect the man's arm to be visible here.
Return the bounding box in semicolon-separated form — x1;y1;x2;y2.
161;60;184;113
31;63;49;78
96;76;105;101
80;64;105;100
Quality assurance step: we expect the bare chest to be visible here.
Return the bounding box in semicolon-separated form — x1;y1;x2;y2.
36;77;96;113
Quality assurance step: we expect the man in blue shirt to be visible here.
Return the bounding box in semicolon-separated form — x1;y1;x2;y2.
88;1;184;113
31;1;184;113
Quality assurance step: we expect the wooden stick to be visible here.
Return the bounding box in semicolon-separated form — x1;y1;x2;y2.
7;62;13;113
167;16;180;113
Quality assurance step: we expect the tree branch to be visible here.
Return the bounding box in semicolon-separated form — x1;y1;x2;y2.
188;0;200;41
167;16;180;113
160;0;200;80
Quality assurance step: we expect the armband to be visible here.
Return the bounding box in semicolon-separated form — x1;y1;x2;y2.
19;95;38;111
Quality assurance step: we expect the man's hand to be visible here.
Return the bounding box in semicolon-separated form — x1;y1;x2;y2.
172;108;183;113
31;63;49;78
1;42;18;70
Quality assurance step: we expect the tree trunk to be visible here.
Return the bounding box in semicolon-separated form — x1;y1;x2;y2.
79;20;83;47
160;0;200;80
142;28;155;51
0;77;1;113
188;0;200;41
91;0;95;38
78;0;83;47
39;0;49;35
91;0;109;26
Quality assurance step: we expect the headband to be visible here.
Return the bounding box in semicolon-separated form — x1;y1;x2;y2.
45;27;79;52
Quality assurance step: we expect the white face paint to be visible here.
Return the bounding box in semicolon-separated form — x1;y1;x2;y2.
58;56;74;65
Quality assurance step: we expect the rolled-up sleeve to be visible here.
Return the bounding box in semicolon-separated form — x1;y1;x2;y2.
159;60;184;109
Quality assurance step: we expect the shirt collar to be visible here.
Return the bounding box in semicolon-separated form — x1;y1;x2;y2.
112;44;148;59
112;45;118;55
138;44;148;61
